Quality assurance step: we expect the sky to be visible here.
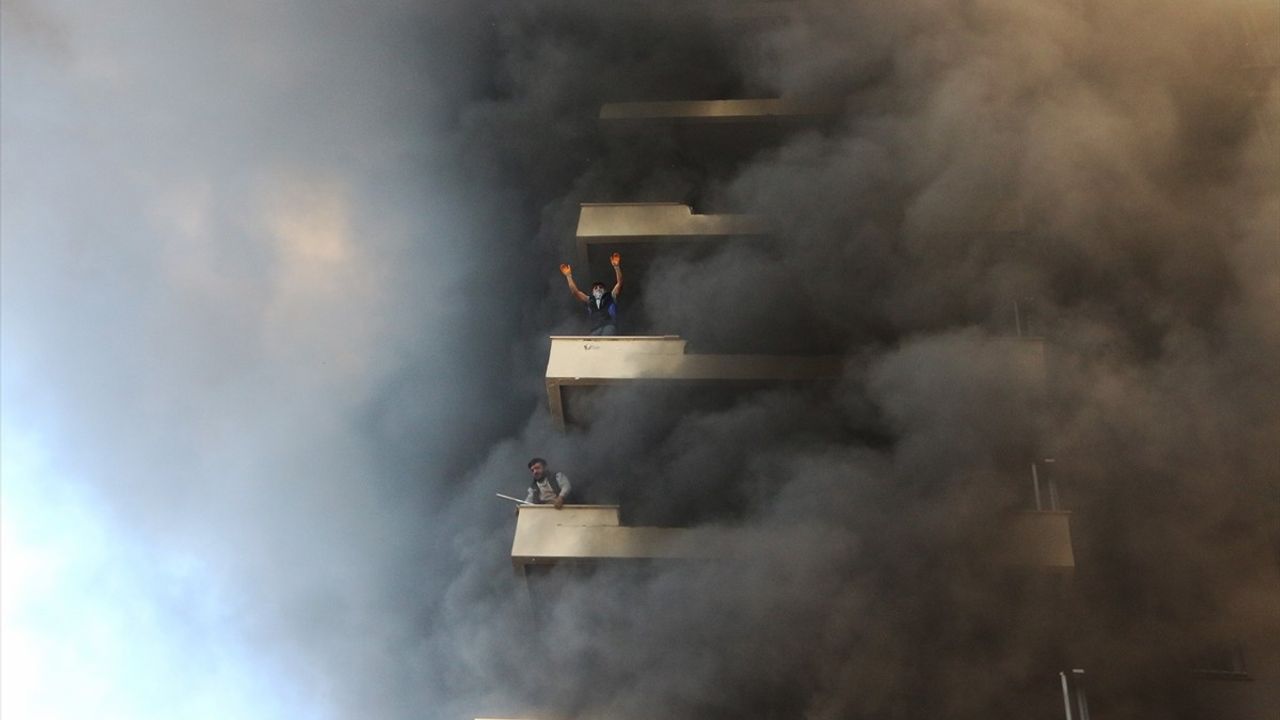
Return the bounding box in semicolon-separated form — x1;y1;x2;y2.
2;1;517;716
2;1;1278;719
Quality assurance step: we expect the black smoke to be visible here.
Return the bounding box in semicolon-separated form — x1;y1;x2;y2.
2;1;1276;719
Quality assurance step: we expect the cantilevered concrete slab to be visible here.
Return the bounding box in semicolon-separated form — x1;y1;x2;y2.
544;335;1047;429
576;203;768;238
575;203;769;268
599;97;841;123
512;505;1073;571
511;505;732;568
544;335;842;430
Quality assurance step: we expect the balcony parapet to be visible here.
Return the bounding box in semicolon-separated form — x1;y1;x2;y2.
512;505;728;569
512;506;1074;571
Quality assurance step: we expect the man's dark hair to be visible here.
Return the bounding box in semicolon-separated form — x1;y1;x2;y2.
528;457;547;469
590;282;606;291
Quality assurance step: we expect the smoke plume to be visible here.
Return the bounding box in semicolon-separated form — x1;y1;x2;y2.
2;1;1276;719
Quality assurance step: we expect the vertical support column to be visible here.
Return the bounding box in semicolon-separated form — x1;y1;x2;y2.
545;378;566;431
1059;669;1090;720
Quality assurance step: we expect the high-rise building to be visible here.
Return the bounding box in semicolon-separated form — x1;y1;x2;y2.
496;2;1279;718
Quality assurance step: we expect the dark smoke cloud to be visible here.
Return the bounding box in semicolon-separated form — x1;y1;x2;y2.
3;0;1277;719
449;2;1279;718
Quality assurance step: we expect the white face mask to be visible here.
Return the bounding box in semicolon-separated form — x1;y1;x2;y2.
592;288;604;300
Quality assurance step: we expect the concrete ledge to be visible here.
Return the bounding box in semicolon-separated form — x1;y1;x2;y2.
576;203;769;238
575;203;772;268
512;505;737;568
545;335;842;429
599;97;840;122
512;506;1075;570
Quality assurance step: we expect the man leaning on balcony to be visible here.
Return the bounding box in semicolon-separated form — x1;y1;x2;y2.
525;457;572;509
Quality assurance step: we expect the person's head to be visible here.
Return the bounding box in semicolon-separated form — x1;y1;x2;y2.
590;282;606;300
528;457;547;480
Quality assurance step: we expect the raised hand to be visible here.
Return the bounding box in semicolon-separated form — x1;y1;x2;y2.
559;263;572;276
610;252;621;267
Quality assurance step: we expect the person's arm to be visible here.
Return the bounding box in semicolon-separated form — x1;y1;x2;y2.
609;253;623;298
560;264;589;302
524;485;536;504
553;472;571;509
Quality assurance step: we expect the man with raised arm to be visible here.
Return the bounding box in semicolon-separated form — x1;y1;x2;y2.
560;252;623;336
524;457;571;509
